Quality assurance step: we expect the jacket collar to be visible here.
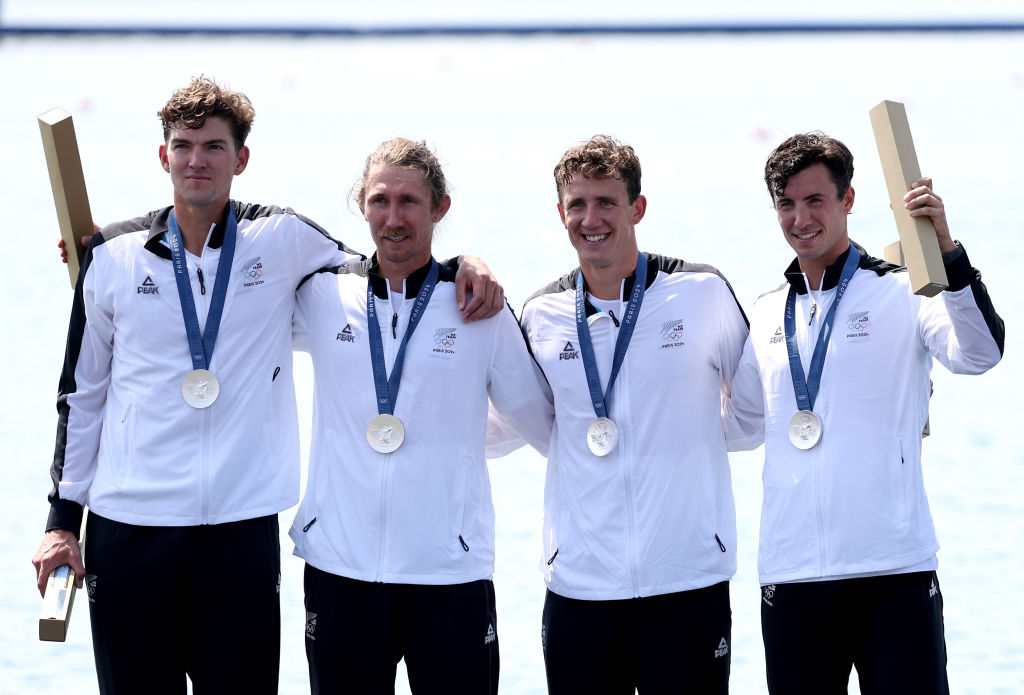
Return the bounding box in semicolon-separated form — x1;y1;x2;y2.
367;255;436;300
579;252;658;317
785;241;862;295
143;201;233;261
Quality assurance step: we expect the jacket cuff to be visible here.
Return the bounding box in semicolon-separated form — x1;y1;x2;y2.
942;241;973;292
46;499;84;539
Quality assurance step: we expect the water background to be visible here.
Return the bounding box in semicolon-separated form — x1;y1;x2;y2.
1;5;1022;693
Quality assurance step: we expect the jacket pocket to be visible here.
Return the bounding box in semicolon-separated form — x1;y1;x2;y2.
115;397;138;485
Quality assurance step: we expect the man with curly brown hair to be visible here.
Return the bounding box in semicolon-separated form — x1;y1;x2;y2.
31;77;502;694
518;135;761;693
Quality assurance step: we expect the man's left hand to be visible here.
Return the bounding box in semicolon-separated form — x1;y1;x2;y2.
455;255;505;321
905;177;956;253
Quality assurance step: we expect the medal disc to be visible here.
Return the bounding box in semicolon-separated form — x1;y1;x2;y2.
788;410;822;450
182;369;219;408
366;414;405;453
587;417;619;456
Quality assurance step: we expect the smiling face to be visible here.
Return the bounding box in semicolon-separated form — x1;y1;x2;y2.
558;174;646;277
360;164;451;281
159;116;248;212
774;162;854;283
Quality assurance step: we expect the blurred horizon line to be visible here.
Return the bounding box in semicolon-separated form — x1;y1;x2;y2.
3;20;1024;38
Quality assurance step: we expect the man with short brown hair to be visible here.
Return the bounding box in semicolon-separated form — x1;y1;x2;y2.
520;135;760;693
32;78;501;694
732;131;1004;694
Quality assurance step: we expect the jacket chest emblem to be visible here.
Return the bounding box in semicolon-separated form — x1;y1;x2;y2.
558;340;579;360
136;275;160;295
240;256;265;288
431;327;458;359
659;319;686;349
336;323;357;343
845;310;872;340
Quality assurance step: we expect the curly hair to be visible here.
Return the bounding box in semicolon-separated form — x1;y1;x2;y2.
764;132;854;202
554;135;642;203
353;138;449;212
158;76;254;150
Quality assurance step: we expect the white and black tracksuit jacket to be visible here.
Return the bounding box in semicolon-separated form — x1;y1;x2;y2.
47;201;361;534
519;253;762;601
289;258;553;585
732;242;1004;585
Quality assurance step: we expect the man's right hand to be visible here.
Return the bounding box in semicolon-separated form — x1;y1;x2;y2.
32;530;85;596
57;224;100;264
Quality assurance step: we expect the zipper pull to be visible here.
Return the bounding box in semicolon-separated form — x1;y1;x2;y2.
391;313;398;339
608;309;620;327
197;267;207;295
808;303;816;325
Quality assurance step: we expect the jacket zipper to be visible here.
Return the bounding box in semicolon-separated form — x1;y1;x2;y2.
194;254;213;523
602;301;642;597
375;452;393;582
802;289;828;574
376;289;404;582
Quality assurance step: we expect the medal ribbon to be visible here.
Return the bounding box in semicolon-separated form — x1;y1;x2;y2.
575;252;648;419
366;259;439;415
167;208;237;371
784;245;860;412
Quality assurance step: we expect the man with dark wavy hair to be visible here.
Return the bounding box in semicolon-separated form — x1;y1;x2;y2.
519;135;761;693
31;77;502;694
732;131;1004;694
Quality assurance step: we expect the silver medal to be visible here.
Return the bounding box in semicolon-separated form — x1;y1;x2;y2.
181;369;219;409
788;410;822;450
366;414;405;453
587;417;619;456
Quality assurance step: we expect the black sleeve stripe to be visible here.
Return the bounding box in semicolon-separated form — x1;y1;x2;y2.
234;200;366;260
48;231;102;534
297;258;372;290
647;252;750;327
523;269;577;312
505;301;552;388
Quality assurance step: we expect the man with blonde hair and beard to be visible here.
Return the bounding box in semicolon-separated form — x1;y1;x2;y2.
290;137;552;694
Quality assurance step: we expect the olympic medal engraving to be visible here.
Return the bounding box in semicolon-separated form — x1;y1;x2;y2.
181;369;219;408
587;417;619;456
366;414;405;453
788;410;822;450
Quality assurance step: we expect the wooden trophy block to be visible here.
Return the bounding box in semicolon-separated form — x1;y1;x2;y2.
39;108;94;289
39;565;77;642
869;100;947;297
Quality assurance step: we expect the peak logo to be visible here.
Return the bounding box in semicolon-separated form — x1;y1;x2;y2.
137;275;159;295
559;341;579;360
336;324;356;343
770;326;784;345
